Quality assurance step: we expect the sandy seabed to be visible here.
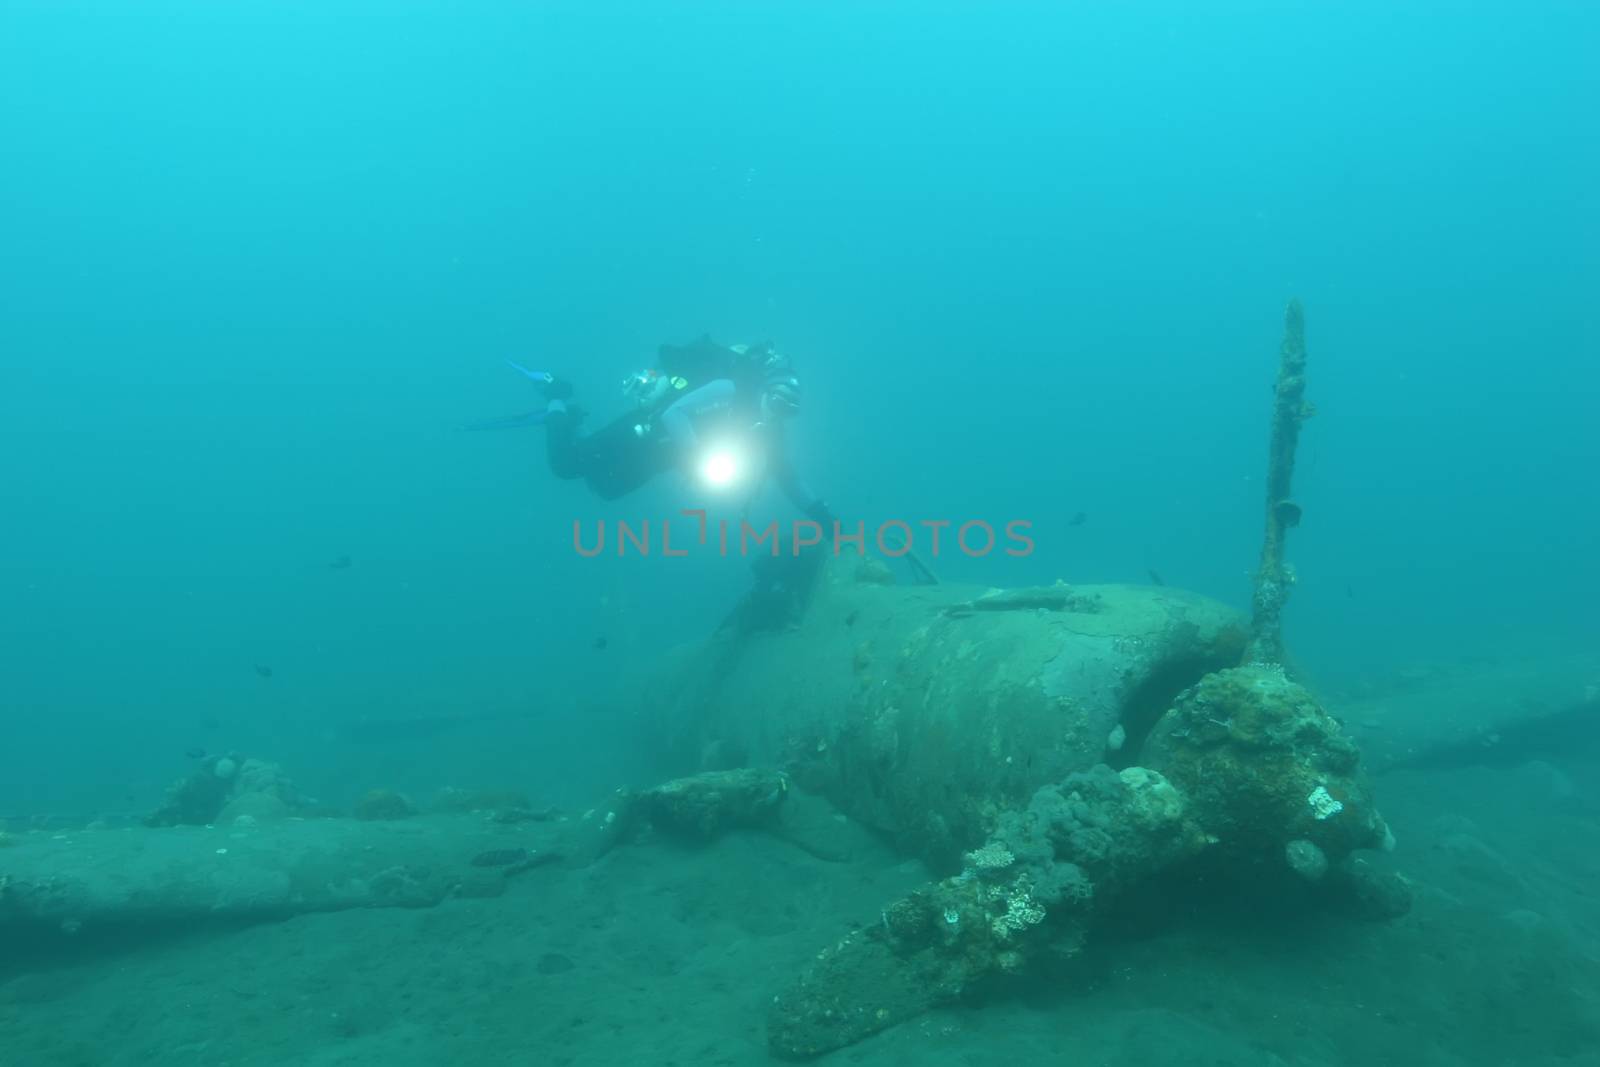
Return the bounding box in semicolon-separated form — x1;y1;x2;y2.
3;755;1598;1067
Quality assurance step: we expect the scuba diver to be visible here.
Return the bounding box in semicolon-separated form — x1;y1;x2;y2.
484;336;832;524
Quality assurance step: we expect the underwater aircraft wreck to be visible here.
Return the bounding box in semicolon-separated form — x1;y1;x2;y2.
13;303;1587;1057
626;300;1415;1056
636;560;1411;1057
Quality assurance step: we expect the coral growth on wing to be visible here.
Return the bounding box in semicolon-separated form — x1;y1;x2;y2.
1142;664;1389;859
352;789;416;821
144;755;308;827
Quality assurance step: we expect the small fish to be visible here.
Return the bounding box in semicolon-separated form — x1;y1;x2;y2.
329;555;352;570
184;747;208;760
1068;512;1088;527
254;664;274;679
1146;569;1166;587
592;636;608;651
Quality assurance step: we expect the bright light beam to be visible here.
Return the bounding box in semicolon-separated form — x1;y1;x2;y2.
698;446;742;489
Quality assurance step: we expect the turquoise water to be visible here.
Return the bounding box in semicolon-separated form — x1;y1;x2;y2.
1;5;1596;1064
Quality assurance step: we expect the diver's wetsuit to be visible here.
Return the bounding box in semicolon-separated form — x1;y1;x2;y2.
545;377;820;512
545;408;674;501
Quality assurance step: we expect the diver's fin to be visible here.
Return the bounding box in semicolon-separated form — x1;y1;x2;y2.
505;359;554;384
460;410;549;431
